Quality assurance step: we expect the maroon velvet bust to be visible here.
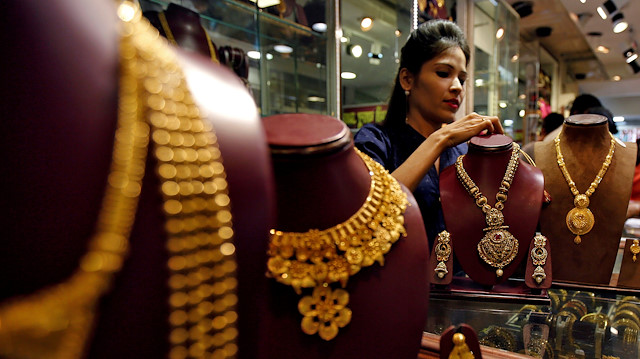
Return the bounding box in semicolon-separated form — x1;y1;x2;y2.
260;114;431;359
440;134;544;286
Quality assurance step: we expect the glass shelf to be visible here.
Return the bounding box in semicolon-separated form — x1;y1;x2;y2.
141;0;331;116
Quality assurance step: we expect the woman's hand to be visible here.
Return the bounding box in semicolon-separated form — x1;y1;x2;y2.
435;112;504;149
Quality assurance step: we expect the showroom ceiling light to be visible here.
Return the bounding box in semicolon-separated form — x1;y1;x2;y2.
274;44;293;54
597;6;607;19
360;17;373;32
611;13;628;33
341;72;357;79
624;48;638;63
347;44;363;58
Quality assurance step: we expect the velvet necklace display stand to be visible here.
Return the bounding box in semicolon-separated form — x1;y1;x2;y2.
439;135;547;287
261;114;431;359
1;1;274;358
535;115;636;286
145;3;217;61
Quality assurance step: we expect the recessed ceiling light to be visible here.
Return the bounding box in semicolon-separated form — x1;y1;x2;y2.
597;6;607;19
311;23;327;32
613;116;625;122
612;13;628;33
347;44;363;58
247;50;261;59
307;96;326;103
266;53;274;60
274;44;293;54
596;45;609;53
360;17;373;31
496;28;505;40
341;72;357;79
612;75;621;81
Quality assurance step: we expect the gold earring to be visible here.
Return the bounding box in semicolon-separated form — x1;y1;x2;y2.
435;230;451;278
404;90;410;96
531;234;548;284
630;239;640;262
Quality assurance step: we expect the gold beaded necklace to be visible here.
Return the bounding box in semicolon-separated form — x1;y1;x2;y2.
554;132;616;244
0;3;237;358
455;143;521;277
266;148;408;341
158;11;219;63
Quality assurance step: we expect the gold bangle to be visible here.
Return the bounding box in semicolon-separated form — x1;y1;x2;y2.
580;312;609;328
613;309;640;327
571;291;596;311
560;299;588;319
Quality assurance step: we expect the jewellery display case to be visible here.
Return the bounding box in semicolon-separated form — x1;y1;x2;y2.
140;0;332;117
424;282;640;359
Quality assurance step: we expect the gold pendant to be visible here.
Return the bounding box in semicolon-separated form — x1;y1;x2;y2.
631;239;640;262
477;209;518;277
565;194;594;244
298;287;352;341
435;230;452;279
478;228;519;277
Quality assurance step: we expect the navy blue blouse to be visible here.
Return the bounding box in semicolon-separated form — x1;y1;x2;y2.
353;123;468;247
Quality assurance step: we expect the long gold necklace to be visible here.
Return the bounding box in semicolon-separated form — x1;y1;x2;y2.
267;149;408;341
158;11;219;63
0;3;237;358
554;132;616;244
455;144;520;277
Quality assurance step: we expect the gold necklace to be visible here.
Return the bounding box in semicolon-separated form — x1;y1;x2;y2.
455;144;520;277
0;3;237;358
158;11;219;63
267;148;409;341
554;132;616;244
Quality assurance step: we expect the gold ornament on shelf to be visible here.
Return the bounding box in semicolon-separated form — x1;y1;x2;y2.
554;133;616;244
630;239;640;262
449;333;475;359
455;144;521;277
267;149;408;341
530;234;548;284
435;230;452;278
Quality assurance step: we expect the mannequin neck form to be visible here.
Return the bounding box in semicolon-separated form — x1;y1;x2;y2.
462;135;515;173
162;4;210;58
559;121;610;147
272;145;372;232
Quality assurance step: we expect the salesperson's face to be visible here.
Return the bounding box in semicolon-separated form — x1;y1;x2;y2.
407;46;467;125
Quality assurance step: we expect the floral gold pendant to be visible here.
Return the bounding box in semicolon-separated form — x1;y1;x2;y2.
299;287;352;341
566;194;594;244
477;208;519;277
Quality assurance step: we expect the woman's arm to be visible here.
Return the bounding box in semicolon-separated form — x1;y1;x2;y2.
392;114;503;191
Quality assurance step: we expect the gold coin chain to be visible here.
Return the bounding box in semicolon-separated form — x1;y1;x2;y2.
267;149;409;340
455;144;521;277
554;132;615;244
0;2;237;358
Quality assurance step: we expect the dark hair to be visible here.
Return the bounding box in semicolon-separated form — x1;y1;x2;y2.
383;20;470;127
569;94;601;115
585;106;618;134
541;112;564;135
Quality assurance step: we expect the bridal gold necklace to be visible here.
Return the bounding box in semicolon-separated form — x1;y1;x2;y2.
267;149;408;341
554;132;616;244
455;144;520;277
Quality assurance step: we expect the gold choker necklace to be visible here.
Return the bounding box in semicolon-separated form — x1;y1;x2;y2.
455;144;520;277
554;132;616;244
267;149;408;341
0;3;237;358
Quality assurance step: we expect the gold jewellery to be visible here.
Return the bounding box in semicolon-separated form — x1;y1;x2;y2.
449;333;475;359
630;239;640;262
455;144;520;277
158;11;219;63
531;234;548;284
554;132;616;244
267;149;408;341
435;230;452;278
0;3;238;358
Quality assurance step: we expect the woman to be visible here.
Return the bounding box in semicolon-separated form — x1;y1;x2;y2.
354;19;503;246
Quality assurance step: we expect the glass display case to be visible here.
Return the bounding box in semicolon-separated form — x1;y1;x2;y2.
141;0;332;117
424;280;640;359
473;0;520;141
